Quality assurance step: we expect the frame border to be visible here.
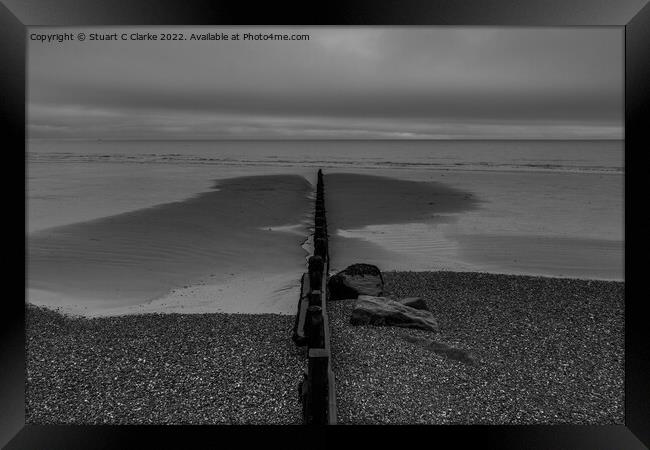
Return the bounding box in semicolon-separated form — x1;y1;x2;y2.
2;1;648;448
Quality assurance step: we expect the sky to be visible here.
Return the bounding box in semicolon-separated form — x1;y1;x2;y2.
28;27;623;140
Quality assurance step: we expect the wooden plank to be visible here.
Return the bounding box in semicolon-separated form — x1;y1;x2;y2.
292;273;310;346
308;348;329;358
307;306;325;349
299;169;337;424
327;363;337;425
320;254;337;424
320;270;331;354
307;356;328;424
302;270;311;296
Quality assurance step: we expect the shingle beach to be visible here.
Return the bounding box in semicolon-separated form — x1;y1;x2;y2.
26;271;624;425
26;306;305;424
329;271;624;424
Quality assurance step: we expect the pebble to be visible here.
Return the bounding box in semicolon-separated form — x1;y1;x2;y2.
329;271;624;424
26;306;305;424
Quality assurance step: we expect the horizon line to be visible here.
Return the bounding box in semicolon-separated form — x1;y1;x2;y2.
26;137;625;142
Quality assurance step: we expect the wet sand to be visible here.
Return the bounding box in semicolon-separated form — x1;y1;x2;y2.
455;234;623;280
27;171;623;318
324;172;623;280
27;174;312;316
324;172;480;229
325;172;478;272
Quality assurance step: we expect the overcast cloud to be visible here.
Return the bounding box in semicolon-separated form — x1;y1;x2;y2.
28;27;623;140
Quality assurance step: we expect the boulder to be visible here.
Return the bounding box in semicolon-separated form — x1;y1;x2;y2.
350;295;438;332
396;297;428;311
328;264;384;300
402;335;478;366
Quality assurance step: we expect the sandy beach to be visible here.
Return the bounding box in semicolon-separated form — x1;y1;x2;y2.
323;172;481;229
27;141;624;318
329;271;624;424
28;174;313;316
324;171;623;280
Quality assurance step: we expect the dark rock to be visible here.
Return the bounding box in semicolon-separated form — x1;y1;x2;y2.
396;297;428;311
350;296;438;332
328;275;359;300
328;264;384;300
402;335;478;366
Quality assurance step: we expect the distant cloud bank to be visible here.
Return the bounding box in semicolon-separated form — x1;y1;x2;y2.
28;27;623;140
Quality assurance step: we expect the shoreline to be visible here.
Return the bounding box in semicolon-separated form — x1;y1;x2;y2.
26;268;623;320
27;270;623;424
324;172;622;282
381;268;624;283
28;271;305;318
28;170;623;316
27;174;313;316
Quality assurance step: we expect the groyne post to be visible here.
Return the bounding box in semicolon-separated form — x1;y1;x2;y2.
293;169;336;424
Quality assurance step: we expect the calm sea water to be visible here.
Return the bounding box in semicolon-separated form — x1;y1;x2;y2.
29;139;623;174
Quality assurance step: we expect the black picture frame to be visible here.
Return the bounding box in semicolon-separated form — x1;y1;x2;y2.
2;0;648;448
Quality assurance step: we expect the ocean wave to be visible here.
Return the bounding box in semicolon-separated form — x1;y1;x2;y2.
27;151;623;174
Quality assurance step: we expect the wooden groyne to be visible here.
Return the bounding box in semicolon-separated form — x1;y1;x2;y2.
292;169;336;424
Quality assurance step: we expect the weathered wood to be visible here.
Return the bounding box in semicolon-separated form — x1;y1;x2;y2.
307;355;328;424
314;225;326;239
319;248;337;424
315;216;326;228
307;306;324;348
309;290;322;308
309;271;322;291
327;363;337;424
297;169;336;425
292;273;305;337
314;238;327;259
292;273;310;347
308;256;324;291
308;255;324;272
308;348;329;358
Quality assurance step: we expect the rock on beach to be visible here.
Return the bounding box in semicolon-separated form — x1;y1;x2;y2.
349;295;439;332
328;263;384;300
395;297;428;310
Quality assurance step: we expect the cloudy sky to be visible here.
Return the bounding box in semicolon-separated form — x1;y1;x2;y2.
28;27;623;140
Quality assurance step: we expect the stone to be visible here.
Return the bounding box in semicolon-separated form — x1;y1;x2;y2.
350;295;438;332
328;263;384;300
402;335;478;366
396;297;428;311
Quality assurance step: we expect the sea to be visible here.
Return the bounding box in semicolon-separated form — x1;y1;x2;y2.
27;139;623;228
